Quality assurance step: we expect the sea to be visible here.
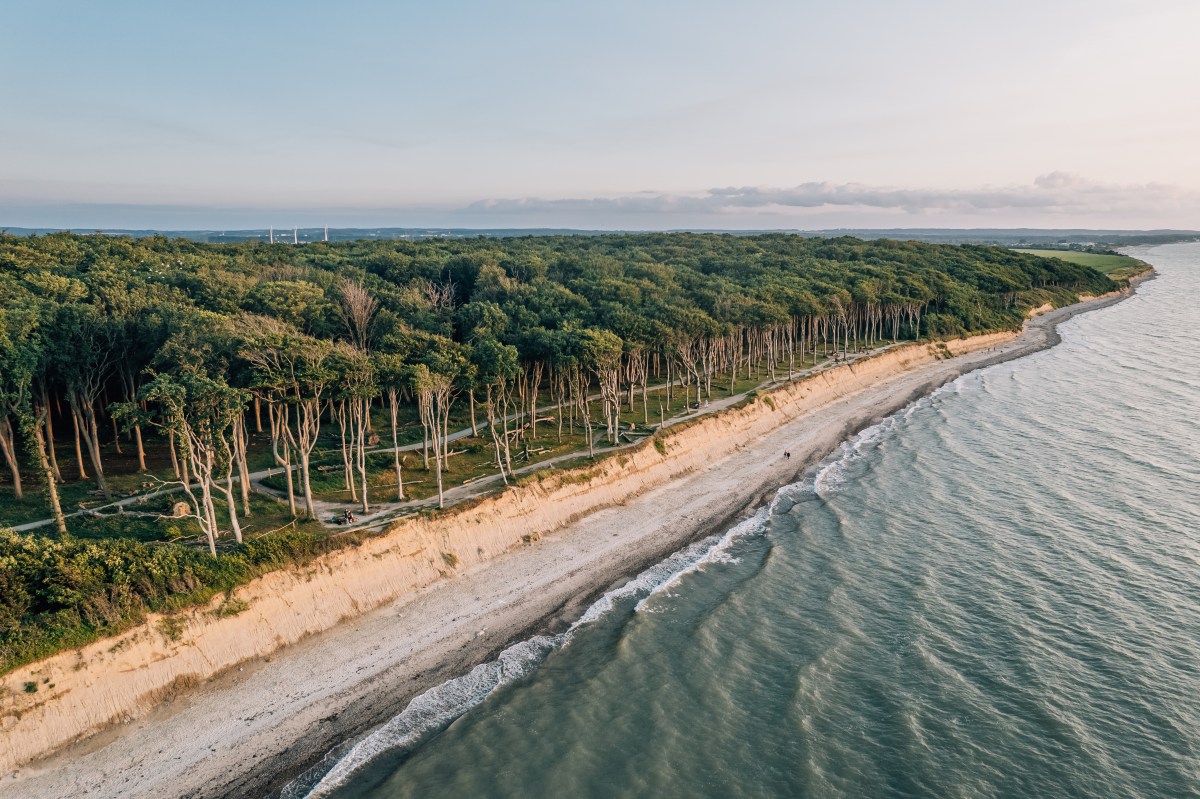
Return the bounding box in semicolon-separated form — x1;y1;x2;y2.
289;243;1200;799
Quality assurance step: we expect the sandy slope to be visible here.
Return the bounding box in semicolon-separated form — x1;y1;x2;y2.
1;286;1140;799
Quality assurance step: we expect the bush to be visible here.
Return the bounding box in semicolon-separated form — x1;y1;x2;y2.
0;527;352;675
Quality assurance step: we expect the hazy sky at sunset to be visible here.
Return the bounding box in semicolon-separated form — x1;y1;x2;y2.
4;0;1199;229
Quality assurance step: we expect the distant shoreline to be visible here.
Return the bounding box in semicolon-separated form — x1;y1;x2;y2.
4;226;1197;248
2;275;1150;799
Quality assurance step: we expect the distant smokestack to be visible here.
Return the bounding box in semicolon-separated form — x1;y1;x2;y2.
293;226;298;245
269;226;274;244
324;224;329;242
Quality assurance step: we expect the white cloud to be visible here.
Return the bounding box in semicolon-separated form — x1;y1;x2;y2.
4;174;1196;231
465;174;1196;219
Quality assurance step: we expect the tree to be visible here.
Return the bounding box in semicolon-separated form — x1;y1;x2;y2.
0;307;40;500
411;362;457;509
471;337;519;482
138;372;248;556
337;277;380;351
329;344;375;513
372;330;419;501
53;306;117;499
239;317;334;520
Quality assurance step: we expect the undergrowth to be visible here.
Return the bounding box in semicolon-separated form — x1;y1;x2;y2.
0;528;362;676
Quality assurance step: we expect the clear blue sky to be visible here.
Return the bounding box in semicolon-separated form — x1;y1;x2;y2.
3;0;1198;229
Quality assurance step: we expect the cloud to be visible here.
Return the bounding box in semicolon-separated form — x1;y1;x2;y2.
464;173;1196;218
4;174;1195;230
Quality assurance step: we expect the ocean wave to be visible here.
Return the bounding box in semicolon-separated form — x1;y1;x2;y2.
812;416;898;496
290;504;777;798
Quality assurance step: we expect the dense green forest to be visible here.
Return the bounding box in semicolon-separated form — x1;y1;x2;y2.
0;231;1116;672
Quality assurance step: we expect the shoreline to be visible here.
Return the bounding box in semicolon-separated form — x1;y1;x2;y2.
2;276;1150;799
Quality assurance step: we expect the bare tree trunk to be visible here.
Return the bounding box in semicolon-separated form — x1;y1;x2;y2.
30;409;67;534
282;437;296;517
168;428;181;478
268;402;296;516
297;448;316;519
72;408;88;479
335;400;356;499
388;389;404;500
354;396;370;513
233;414;251;515
0;416;23;499
70;397;109;498
43;387;62;482
219;473;243;544
527;361;544;440
292;393;323;521
469;389;478;437
486;385;508;484
198;479;218;557
133;424;147;472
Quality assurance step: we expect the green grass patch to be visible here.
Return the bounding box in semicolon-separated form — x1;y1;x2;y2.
1012;249;1148;280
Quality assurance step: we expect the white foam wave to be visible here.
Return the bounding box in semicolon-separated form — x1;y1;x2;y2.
296;636;558;797
635;506;771;612
296;508;775;798
812;417;896;496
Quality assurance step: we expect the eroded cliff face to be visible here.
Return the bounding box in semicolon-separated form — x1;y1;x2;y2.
0;331;1014;773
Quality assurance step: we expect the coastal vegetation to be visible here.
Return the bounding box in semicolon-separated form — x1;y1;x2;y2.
0;232;1117;673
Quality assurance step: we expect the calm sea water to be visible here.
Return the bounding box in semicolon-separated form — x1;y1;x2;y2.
296;243;1200;799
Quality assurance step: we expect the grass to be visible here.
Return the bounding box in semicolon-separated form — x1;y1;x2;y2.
1013;249;1149;280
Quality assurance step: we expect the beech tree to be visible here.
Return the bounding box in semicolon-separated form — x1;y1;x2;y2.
330;344;375;513
412;362;458;509
138;372;247;556
471;337;519;482
54;306;117;499
239;317;334;520
0;307;40;500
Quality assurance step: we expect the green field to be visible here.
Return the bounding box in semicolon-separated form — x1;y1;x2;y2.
1012;249;1149;280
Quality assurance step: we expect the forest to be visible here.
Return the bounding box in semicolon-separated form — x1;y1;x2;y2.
0;231;1116;672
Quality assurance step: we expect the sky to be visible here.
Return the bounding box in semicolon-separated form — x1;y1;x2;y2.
3;0;1199;230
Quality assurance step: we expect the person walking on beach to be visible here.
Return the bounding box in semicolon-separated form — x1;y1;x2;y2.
784;451;791;460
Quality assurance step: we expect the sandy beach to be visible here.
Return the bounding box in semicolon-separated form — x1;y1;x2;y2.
1;284;1145;799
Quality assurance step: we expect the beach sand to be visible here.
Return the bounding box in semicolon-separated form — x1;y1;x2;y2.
2;285;1143;799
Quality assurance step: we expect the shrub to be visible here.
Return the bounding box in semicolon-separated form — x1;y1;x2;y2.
0;527;352;675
